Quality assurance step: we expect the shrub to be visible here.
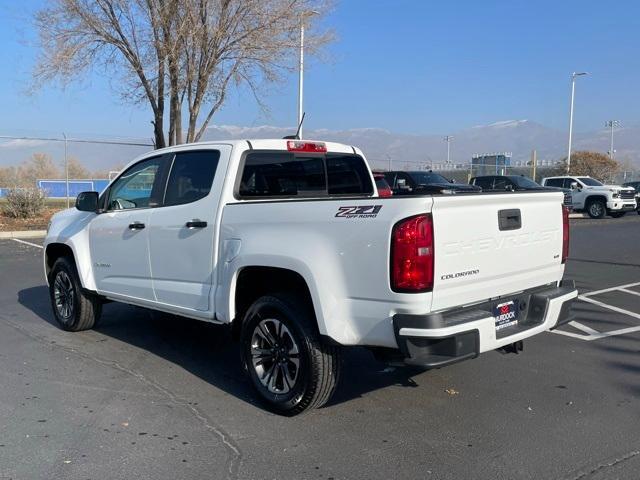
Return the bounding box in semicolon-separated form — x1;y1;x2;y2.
2;188;48;219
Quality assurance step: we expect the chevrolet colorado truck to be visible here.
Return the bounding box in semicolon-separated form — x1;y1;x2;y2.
44;139;577;415
542;175;637;218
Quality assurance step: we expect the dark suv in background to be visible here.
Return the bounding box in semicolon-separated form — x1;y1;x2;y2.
622;181;640;214
470;174;572;208
384;171;481;194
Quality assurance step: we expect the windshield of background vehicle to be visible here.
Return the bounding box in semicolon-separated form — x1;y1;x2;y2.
411;172;450;185
579;177;603;186
510;176;542;188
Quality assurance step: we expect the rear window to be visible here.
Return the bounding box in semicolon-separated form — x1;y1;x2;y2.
327;155;373;195
238;152;372;198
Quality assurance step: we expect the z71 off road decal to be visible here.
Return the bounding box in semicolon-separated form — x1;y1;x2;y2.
335;205;383;218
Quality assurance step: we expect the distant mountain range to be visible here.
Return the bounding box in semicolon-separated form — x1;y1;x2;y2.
1;120;638;172
203;120;640;171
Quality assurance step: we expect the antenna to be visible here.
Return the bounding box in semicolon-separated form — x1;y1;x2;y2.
283;112;306;140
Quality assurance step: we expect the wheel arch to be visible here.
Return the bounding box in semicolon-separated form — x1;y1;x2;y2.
584;194;607;206
230;265;322;341
44;242;96;291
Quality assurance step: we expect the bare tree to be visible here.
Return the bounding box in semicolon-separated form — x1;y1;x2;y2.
33;0;332;148
565;150;621;182
20;153;61;187
66;157;91;179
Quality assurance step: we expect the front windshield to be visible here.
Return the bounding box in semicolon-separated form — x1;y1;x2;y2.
579;177;603;186
509;176;540;188
410;172;450;185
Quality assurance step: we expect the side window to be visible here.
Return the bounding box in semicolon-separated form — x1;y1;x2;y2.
545;179;563;188
397;172;414;190
474;177;494;189
326;155;373;195
563;178;576;189
493;177;507;190
107;157;163;210
239;152;326;197
164;150;220;206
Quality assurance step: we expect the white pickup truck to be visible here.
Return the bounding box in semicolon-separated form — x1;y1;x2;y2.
542;175;637;218
44;139;577;415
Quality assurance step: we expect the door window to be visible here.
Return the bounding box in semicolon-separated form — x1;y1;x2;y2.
107;157;163;210
164;150;220;206
544;179;564;188
473;177;494;189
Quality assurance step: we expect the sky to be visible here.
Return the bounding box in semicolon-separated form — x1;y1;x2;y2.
0;0;639;140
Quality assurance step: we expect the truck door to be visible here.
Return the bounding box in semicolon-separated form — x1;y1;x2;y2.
147;146;229;313
89;155;167;302
565;178;584;208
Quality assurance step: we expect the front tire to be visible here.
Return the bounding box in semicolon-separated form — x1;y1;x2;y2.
240;294;340;415
48;257;102;331
587;199;606;219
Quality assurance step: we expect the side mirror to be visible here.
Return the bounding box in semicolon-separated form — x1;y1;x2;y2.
449;179;455;184
76;191;99;212
570;182;578;190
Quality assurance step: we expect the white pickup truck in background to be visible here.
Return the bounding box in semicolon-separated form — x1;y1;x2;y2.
542;175;637;218
44;139;577;415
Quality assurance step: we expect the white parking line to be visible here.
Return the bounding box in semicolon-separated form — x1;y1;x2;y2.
579;281;640;298
11;238;43;249
618;288;640;297
551;281;640;341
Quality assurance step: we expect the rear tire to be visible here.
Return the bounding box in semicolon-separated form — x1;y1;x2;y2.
586;199;606;219
240;293;340;416
609;211;626;218
48;257;102;331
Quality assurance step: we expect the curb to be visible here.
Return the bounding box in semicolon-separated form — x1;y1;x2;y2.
0;230;47;239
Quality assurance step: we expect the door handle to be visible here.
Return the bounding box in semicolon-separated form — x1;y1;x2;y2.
186;220;207;229
128;222;146;230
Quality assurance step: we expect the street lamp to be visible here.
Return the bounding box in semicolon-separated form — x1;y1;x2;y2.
444;135;453;164
297;10;319;139
604;120;620;159
566;72;588;173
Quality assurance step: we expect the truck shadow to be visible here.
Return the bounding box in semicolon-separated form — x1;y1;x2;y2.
18;285;425;412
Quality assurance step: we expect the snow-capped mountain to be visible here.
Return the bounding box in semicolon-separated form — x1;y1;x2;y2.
1;120;638;172
204;121;640;170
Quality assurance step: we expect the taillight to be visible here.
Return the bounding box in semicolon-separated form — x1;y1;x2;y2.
286;141;327;153
562;206;570;264
391;214;434;292
378;186;392;197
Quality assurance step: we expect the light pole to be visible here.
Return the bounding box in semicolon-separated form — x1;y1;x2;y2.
444;135;453;165
566;72;588;173
604;120;620;159
63;132;69;208
297;10;319;139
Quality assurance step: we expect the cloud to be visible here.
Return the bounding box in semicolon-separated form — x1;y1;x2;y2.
0;138;49;149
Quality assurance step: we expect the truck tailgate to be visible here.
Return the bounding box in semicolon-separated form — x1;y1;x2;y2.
430;192;566;312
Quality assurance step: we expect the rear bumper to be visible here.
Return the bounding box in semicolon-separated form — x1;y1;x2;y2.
393;280;577;368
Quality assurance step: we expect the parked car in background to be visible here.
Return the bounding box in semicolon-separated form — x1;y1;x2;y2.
470;175;572;208
384;170;481;194
373;172;393;197
622;181;640;215
542;176;636;219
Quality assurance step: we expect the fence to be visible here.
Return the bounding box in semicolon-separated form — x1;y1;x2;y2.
37;179;110;198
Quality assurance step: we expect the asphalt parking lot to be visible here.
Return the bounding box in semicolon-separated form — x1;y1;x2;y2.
1;214;639;480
